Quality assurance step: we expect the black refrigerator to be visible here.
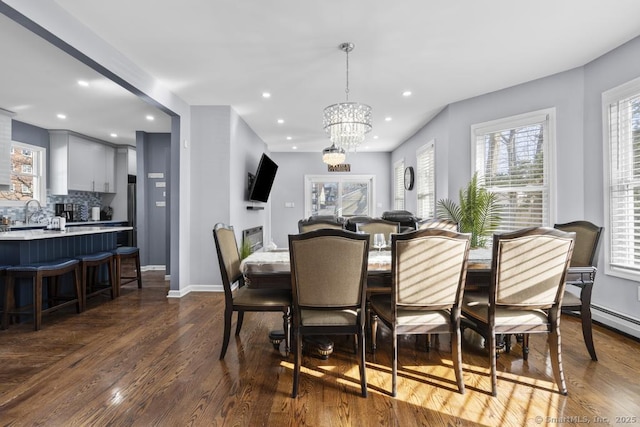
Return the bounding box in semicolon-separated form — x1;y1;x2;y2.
127;175;137;247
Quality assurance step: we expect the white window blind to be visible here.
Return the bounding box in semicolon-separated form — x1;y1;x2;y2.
473;109;553;233
416;142;435;218
394;160;404;210
604;81;640;276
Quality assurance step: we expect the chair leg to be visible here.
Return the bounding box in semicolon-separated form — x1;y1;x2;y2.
2;276;14;330
371;312;379;352
581;303;597;361
33;275;42;331
72;266;82;313
283;309;291;356
391;330;398;397
292;329;302;398
489;329;497;397
358;327;367;397
219;308;233;360
522;333;530;361
134;252;143;288
452;325;465;394
548;329;568;395
235;311;244;335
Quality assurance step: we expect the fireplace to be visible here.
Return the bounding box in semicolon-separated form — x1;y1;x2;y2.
242;226;263;253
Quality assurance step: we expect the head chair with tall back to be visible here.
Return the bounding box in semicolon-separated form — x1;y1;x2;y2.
213;223;291;360
554;220;603;361
461;227;575;396
369;228;471;397
288;228;370;398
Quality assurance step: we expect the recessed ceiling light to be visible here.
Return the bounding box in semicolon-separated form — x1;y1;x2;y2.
286;136;292;140
292;146;298;150
277;119;284;124
110;133;118;138
385;117;392;122
402;90;412;97
57;113;66;119
373;135;379;139
146;115;155;121
78;80;89;87
262;92;271;98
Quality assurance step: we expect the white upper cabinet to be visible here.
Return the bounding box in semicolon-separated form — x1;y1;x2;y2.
50;131;115;194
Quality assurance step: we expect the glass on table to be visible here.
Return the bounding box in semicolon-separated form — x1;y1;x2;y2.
373;233;386;252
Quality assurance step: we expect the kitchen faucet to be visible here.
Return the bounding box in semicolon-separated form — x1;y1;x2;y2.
24;199;42;224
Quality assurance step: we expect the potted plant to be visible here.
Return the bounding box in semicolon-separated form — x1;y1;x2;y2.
436;172;501;248
240;239;253;260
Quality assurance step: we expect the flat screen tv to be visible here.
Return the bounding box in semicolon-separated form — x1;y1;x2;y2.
248;153;278;203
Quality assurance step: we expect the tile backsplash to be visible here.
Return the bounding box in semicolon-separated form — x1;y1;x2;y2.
0;190;103;223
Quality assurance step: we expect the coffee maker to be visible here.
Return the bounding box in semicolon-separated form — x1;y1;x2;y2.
54;203;80;222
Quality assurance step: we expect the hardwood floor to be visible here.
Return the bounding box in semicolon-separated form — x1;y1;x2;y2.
1;270;639;426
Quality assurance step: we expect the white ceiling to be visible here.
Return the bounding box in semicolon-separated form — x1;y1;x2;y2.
3;1;640;151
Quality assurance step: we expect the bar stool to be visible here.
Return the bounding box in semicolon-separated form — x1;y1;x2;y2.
0;266;8;328
2;259;81;331
76;252;116;310
112;247;142;296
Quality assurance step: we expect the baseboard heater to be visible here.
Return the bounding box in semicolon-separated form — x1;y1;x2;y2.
591;304;640;340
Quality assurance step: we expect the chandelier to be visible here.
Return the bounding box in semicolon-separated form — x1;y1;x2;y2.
322;143;346;166
322;42;372;155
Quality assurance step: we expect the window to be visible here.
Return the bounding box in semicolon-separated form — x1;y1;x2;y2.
603;77;640;279
0;141;46;205
472;108;555;233
305;175;374;218
393;160;404;210
416;141;435;218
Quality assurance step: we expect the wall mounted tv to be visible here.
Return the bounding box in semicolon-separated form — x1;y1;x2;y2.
248;153;278;203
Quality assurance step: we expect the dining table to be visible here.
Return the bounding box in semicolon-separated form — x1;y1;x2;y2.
240;247;493;357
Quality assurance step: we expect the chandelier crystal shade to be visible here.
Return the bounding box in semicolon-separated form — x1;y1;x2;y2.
322;42;372;153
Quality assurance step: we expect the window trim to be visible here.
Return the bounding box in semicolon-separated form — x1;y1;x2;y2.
470;108;557;233
416;140;436;219
0;141;47;207
393;159;405;210
602;75;640;281
304;174;375;218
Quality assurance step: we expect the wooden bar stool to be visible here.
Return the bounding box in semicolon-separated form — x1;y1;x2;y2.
2;259;81;331
112;247;142;297
76;252;116;310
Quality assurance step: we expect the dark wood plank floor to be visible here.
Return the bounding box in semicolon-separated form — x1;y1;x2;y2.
1;270;639;426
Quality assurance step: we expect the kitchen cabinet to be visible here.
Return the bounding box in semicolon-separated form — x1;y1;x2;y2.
50;131;115;194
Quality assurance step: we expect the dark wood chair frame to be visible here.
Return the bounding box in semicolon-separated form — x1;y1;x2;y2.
462;227;575;396
297;219;345;233
554;220;603;361
213;223;291;360
288;229;370;398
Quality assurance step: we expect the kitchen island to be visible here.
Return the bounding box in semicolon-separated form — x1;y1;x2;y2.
0;226;132;264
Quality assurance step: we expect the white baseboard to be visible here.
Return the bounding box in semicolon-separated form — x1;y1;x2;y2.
166;284;224;298
141;265;165;272
592;304;640;339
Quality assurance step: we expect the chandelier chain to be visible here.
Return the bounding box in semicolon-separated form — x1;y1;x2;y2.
345;47;349;101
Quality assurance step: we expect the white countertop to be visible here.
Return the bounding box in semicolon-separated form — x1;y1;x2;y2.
0;226;132;241
9;220;128;230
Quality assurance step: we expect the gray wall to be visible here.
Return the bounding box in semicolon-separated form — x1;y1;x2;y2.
269;152;392;248
137;131;171;267
189;106;269;288
392;35;640;335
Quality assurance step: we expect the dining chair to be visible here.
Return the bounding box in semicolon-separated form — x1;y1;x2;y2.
355;218;401;348
288;229;369;398
355;218;401;246
369;228;471;396
213;223;291;360
417;218;458;231
297;218;345;233
462;227;575;396
554;220;603;361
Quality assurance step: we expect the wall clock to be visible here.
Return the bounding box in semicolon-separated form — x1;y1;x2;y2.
404;166;415;190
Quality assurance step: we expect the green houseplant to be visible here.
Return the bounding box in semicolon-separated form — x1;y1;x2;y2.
436;172;501;248
240;239;252;260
